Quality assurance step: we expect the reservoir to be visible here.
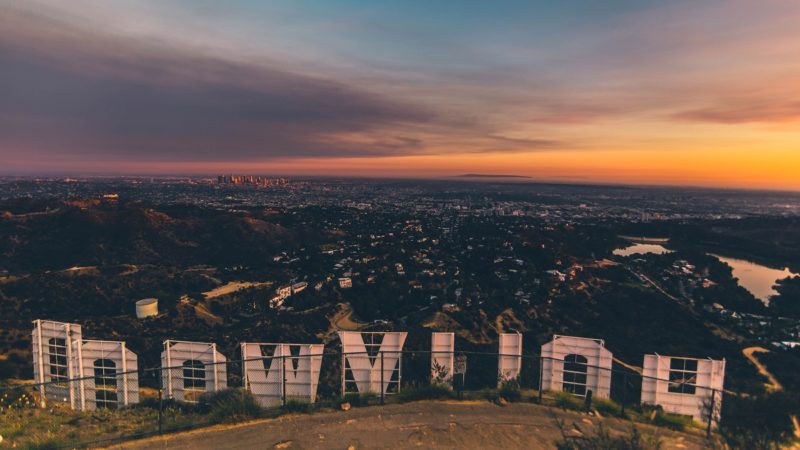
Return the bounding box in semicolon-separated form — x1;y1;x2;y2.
613;243;672;257
711;254;798;304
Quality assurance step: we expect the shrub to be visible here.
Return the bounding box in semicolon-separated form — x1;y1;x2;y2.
593;398;624;417
339;392;376;407
19;437;69;450
282;399;313;414
200;389;263;423
396;384;456;402
0;359;18;380
650;411;692;431
553;391;582;411
555;423;662;450
497;379;522;402
719;391;799;448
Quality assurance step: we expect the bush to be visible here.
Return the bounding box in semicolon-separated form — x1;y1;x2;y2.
553;391;582;411
497;379;522;402
134;397;201;414
282;399;313;414
338;392;376;407
650;411;692;431
719;391;799;448
200;389;263;423
396;384;456;402
555;423;662;450
0;359;18;380
594;398;624;417
19;438;69;450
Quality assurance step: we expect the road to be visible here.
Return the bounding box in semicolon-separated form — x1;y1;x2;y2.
107;400;708;450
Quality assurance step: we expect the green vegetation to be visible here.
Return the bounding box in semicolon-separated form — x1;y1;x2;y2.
282;399;315;414
496;379;523;402
553;391;583;411
649;412;692;432
19;438;70;450
554;421;662;450
771;276;800;318
200;389;263;424
719;391;800;449
593;398;625;418
338;392;377;407
396;383;456;402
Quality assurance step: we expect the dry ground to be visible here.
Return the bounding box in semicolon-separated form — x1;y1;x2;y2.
106;400;710;450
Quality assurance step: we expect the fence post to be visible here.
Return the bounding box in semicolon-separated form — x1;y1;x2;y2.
538;356;543;404
158;384;163;435
706;389;716;437
621;372;627;416
341;351;346;398
380;351;385;405
282;354;287;407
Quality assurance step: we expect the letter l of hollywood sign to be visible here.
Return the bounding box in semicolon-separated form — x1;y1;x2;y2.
431;332;455;385
241;343;324;407
498;332;522;386
339;331;407;394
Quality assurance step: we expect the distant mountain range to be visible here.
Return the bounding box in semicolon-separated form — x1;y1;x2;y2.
455;173;531;179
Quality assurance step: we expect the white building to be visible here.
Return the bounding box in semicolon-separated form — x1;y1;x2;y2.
162;340;227;402
32;320;139;411
339;331;407;395
241;342;324;407
641;354;725;426
431;332;454;385
338;277;353;289
540;335;612;398
498;332;522;385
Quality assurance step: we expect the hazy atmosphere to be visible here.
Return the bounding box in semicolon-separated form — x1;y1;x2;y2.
3;0;800;189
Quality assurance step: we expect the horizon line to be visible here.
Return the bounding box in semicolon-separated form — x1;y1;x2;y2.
2;173;800;195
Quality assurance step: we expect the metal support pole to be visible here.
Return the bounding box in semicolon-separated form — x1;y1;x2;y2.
341;352;346;398
538;357;543;404
282;354;287;407
35;320;47;407
158;384;163;434
621;372;627;416
706;389;716;437
380;351;385;405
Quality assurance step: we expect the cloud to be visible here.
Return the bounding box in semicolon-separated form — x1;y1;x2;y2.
672;101;800;124
0;6;444;161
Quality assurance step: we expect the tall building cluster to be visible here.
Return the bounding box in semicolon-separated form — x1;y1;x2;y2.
217;175;288;186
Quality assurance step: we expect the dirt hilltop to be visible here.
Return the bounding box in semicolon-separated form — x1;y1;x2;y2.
107;400;710;450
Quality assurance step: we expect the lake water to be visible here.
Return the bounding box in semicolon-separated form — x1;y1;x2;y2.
711;254;798;303
613;243;672;257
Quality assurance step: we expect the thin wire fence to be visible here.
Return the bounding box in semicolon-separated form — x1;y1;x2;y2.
1;350;728;448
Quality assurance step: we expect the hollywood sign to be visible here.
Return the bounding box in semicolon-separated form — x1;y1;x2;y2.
30;320;724;424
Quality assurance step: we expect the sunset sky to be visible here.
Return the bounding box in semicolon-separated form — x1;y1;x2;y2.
2;0;800;190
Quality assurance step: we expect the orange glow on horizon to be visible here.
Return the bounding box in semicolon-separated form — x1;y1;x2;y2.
17;146;798;192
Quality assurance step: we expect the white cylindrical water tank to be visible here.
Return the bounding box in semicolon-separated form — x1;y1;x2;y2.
135;298;158;319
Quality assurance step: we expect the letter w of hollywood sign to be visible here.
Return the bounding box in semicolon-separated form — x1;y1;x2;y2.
241;343;324;406
339;332;407;394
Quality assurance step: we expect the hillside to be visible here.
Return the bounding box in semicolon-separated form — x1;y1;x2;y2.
110;400;710;450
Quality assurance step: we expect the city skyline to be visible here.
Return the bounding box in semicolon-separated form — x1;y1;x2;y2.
2;1;800;190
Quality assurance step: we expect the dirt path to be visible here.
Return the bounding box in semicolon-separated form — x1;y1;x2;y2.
202;281;272;300
106;401;708;450
742;347;800;438
742;346;782;391
329;303;365;331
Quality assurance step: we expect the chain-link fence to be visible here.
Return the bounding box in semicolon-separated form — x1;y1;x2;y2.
1;350;728;448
